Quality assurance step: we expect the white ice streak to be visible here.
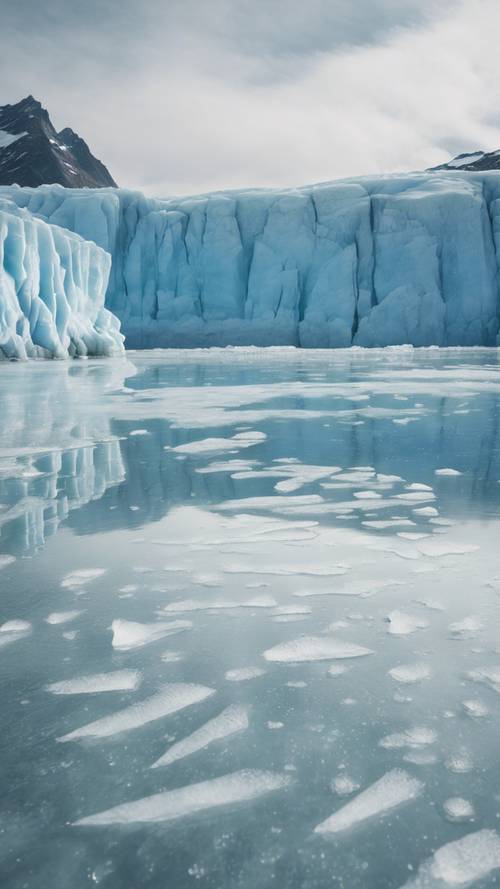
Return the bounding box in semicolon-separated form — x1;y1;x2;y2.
151;704;249;768
0;619;31;648
74;769;293;826
263;636;374;663
168;431;266;455
111;618;192;650
315;769;423;835
225;667;266;681
61;569;106;588
58;683;215;742
45;610;83;626
46;670;141;695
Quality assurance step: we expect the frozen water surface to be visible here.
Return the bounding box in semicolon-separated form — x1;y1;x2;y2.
3;347;500;888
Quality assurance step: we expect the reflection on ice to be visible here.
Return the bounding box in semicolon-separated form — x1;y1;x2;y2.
3;349;500;889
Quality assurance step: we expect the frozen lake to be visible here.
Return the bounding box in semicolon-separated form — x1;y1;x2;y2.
2;347;500;888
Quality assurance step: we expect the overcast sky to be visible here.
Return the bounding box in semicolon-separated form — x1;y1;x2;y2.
1;0;500;196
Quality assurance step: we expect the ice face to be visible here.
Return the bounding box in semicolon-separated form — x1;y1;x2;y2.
3;173;500;348
0;197;123;359
74;769;294;826
45;670;141;695
110;618;192;650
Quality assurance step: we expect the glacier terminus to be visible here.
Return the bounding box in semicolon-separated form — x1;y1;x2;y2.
2;170;500;356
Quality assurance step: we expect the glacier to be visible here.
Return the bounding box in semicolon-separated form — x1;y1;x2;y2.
0;196;123;359
2;171;500;348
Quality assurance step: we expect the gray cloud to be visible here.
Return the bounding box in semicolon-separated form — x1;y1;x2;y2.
0;0;498;195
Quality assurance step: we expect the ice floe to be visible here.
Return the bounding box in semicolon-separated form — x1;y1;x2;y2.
315;769;423;834
46;670;141;695
379;727;437;749
386;611;429;636
151;704;249;768
58;683;215;742
111;619;192;650
263;636;374;663
74;769;293;825
61;568;106;589
0;619;32;648
388;663;431;684
400;830;500;888
443;797;474;822
45;610;83;626
225;667;266;682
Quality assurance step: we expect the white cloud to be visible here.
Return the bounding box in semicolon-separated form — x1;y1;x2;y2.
1;0;499;195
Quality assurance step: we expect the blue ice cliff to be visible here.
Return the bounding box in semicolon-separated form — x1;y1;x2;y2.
0;197;123;358
2;171;500;352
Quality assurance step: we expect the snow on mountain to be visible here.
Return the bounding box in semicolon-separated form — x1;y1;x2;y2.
430;149;500;172
0;196;123;359
3;171;500;349
0;96;116;189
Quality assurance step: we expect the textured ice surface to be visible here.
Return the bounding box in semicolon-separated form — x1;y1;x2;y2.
111;618;192;650
401;830;500;887
388;663;431;684
75;769;293;825
58;683;215;742
0;618;31;648
315;769;423;834
263;636;374;663
46;670;141;695
379;727;437;749
5;173;500;349
61;568;107;589
386;611;429;635
45;610;82;626
443;797;474;822
0;197;123;359
151;705;249;768
225;667;266;682
466;665;500;693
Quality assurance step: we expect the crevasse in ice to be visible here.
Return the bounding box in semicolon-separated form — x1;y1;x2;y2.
3;171;500;348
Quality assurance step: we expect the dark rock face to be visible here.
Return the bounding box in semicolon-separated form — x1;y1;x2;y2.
429;149;500;173
0;95;117;188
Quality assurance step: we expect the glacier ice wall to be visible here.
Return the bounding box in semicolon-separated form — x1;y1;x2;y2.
0;197;124;359
3;172;500;347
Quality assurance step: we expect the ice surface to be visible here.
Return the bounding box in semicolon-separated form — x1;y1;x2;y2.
111;618;192;650
448;616;482;639
435;468;462;476
58;683;215;742
151;704;249;768
6;174;500;349
61;568;107;589
0;618;31;648
169;431;266;455
388;663;431;683
315;769;423;834
74;769;293;826
386;611;429;635
0;197;123;359
401;830;500;887
225;667;266;681
45;610;82;625
162;595;277;613
443;797;474;822
379;727;437;749
46;670;141;695
263;636;374;663
466;666;500;694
